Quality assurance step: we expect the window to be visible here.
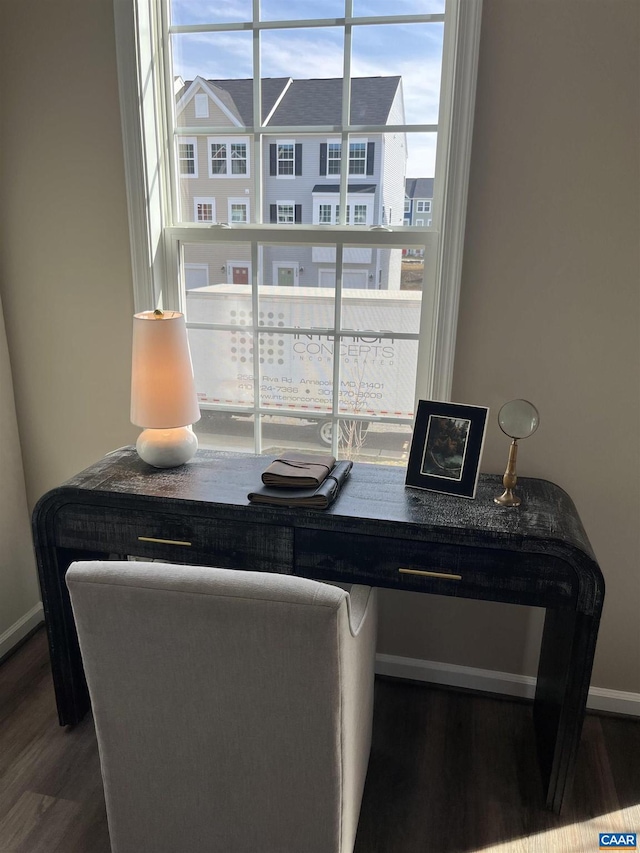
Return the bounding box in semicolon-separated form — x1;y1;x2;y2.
277;142;294;176
178;137;197;177
312;195;373;226
277;203;294;224
115;0;482;460
269;202;302;223
207;138;249;178
323;140;372;176
416;219;424;226
194;198;216;222
228;199;249;223
404;200;411;213
404;218;411;226
417;200;432;213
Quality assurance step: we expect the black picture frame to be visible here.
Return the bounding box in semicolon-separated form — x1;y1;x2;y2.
405;400;489;498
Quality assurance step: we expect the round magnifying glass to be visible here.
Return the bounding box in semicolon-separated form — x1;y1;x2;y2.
495;400;539;507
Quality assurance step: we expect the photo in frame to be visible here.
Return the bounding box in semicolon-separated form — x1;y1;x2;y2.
405;400;489;498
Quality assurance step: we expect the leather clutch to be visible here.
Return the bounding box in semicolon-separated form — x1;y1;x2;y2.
261;451;336;488
249;460;352;509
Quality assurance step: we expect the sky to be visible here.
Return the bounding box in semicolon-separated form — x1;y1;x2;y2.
170;1;445;176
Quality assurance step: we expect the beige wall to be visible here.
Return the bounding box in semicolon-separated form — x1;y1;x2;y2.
0;0;137;516
380;0;640;693
0;1;638;691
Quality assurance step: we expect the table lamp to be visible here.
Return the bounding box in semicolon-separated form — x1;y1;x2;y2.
130;309;201;468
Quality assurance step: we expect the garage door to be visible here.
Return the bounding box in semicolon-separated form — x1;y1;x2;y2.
318;269;369;289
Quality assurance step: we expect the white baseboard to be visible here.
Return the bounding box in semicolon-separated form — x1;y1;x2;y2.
375;653;640;718
0;603;44;661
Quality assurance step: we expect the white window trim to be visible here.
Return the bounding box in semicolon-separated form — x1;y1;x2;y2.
325;137;369;179
312;193;373;226
193;197;216;223
114;0;483;407
177;136;198;178
417;200;432;213
207;136;250;179
416;219;424;226
227;198;250;223
276;139;296;179
276;201;296;224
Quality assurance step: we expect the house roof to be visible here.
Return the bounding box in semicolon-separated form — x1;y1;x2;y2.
272;77;402;126
178;76;402;126
312;184;376;194
405;177;434;199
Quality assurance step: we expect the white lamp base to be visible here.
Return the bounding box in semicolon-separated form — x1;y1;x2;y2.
136;427;198;468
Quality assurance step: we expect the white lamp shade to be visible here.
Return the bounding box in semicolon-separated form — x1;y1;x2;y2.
131;310;201;429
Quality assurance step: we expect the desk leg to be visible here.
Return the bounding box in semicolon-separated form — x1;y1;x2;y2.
534;607;601;813
37;546;109;726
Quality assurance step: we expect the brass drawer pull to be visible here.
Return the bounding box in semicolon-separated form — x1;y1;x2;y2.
137;536;192;547
398;568;462;581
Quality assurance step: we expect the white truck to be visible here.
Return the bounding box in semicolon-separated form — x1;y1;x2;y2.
186;284;421;444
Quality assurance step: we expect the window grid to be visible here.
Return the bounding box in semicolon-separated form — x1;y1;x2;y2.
162;3;451;456
277;143;294;176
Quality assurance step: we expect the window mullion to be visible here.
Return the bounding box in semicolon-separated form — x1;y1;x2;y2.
331;242;345;457
338;0;352;227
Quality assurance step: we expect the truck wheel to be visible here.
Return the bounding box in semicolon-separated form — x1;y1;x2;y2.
317;421;333;447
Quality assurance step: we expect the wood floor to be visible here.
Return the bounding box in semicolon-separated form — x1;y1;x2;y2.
1;628;638;853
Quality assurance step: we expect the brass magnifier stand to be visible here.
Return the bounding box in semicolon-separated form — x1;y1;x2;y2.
494;400;539;508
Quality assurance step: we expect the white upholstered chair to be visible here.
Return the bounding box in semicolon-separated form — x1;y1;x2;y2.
66;560;378;853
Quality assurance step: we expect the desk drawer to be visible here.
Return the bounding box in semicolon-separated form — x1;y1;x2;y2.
54;503;293;574
296;529;577;608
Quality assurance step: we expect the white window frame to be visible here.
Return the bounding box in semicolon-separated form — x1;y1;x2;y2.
312;194;373;226
207;136;250;178
325;137;368;177
416;219;424;226
114;0;483;443
404;199;411;213
177;136;197;178
193;197;216;223
276;139;295;178
417;200;432;213
228;198;250;223
276;201;295;224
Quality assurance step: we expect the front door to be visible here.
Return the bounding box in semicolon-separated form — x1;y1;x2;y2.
277;266;295;286
231;265;249;285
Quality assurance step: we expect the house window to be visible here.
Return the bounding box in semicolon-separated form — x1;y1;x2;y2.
404;200;411;213
194;198;216;222
327;142;341;176
207;138;249;178
417;200;432;213
416;219;424;226
178;137;197;177
404;218;411;226
324;140;371;176
350;142;367;175
277;203;294;224
318;204;333;224
228;199;249;223
116;1;482;460
277;142;294;176
353;204;367;225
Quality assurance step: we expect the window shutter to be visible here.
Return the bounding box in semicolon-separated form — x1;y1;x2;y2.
319;143;327;176
270;204;277;223
295;204;302;224
366;141;375;175
270;144;277;176
295;143;302;176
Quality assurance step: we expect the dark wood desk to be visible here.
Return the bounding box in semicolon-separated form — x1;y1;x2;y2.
32;447;604;813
